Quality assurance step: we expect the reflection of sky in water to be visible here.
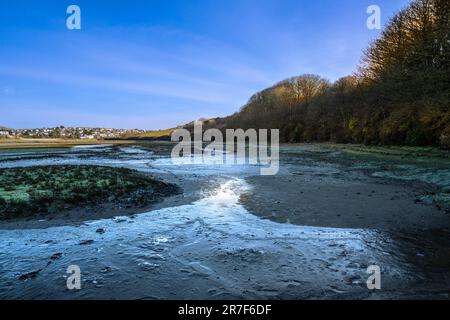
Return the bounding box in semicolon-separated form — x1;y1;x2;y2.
0;146;264;177
71;145;113;150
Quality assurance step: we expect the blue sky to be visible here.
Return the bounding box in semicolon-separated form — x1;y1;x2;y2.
0;0;411;129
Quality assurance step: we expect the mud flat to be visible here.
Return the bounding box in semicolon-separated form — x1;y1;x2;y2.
2;177;450;300
240;144;450;231
1;143;450;299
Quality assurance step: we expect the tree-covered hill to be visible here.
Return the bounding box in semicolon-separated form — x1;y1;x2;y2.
210;0;449;148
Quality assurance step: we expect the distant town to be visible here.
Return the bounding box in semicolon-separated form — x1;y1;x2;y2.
0;126;146;139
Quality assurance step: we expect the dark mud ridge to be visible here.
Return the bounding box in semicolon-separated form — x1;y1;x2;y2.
0;165;180;222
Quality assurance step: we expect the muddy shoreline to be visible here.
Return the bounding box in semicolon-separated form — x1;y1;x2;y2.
240;173;450;231
1;143;450;299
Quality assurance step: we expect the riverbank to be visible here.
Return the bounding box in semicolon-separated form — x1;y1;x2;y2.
241;174;449;230
240;143;450;231
0;138;136;149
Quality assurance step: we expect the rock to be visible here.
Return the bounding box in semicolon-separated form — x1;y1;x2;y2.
50;252;63;260
100;267;112;273
19;269;42;281
96;228;106;234
79;239;94;245
344;275;360;284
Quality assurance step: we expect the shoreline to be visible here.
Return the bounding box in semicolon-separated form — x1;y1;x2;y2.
240;174;450;231
239;144;450;231
0;139;137;149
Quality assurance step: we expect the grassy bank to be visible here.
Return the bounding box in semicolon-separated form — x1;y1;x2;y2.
0;165;179;220
280;143;450;210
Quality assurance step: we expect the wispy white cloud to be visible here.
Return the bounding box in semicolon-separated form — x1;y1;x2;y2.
0;65;247;106
0;26;275;113
73;28;276;86
0;99;209;130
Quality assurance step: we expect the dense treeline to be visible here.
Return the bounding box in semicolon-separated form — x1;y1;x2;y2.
210;0;450;147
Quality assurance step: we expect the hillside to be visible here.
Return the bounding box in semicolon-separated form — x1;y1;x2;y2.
120;127;181;140
210;0;450;148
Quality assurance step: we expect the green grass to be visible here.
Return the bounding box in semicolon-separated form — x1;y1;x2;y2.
0;165;179;219
280;143;450;210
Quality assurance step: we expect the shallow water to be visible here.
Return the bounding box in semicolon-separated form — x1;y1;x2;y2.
0;144;449;299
